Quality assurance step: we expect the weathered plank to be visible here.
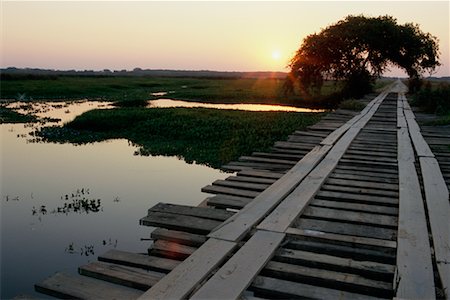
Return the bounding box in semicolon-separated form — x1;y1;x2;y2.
287;238;396;264
321;184;399;198
151;240;196;260
251;275;379;300
310;199;398;215
330;172;398;184
140;211;221;234
322;183;398;198
406;117;435;157
395;126;435;298
99;250;178;273
325;178;398;191
211;179;271;191
303;206;397;228
35;272;143;300
138;238;236;300
297;218;397;240
237;169;284;179
419;156;450;297
201;185;260;198
191;231;285;300
209;145;332;242
148;202;233;221
285;227;397;249
274;248;395;281
263;261;393;297
206;194;252;209
79;261;164;291
226;175;277;185
151;228;206;247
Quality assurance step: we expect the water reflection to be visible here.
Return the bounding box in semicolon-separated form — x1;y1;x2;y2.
148;98;325;112
1;100;229;299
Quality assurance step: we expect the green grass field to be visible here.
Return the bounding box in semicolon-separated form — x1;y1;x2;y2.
38;107;322;168
1;76;343;108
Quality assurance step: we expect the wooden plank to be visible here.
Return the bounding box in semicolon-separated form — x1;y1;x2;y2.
151;240;196;260
239;156;296;165
209;145;332;242
191;231;285;300
151;228;206;247
326;178;398;191
303;206;397;228
330;172;398;184
285;227;397;249
321;184;399;198
99;250;179;273
274;248;395;281
297;218;397;240
395;127;435;298
149;202;233;221
333;168;398;179
35;272;143;300
201;185;260;198
287;238;396;264
206;194;252;209
226;175;277;185
310;199;398;215
251;275;379;300
140;212;221;235
224;161;292;171
211;179;270;191
407;117;435;157
336;164;398;174
420;156;450;297
263;261;393;297
79;261;164;291
137;238;236;300
237;169;284;179
257;127;364;233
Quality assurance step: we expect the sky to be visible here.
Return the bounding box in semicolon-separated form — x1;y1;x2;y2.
1;1;449;77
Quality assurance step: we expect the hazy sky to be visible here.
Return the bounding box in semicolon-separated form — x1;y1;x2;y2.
1;1;449;77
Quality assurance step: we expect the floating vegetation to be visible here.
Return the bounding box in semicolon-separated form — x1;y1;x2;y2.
32;188;103;217
65;243;95;256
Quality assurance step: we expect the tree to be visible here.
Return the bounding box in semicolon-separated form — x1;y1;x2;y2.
289;15;440;97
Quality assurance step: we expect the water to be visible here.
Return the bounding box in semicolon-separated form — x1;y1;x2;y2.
0;101;229;299
148;98;324;112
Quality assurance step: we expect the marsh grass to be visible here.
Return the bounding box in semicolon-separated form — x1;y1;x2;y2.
0;106;38;123
38;107;322;168
1;76;341;108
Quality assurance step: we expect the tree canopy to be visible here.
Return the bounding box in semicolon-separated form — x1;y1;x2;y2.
289;15;440;97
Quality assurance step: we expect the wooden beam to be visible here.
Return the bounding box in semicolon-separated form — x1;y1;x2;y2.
395;126;435;298
191;231;285;300
35;272;143;300
138;238;236;300
419;156;450;297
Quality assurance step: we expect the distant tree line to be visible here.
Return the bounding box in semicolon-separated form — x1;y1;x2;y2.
0;67;287;80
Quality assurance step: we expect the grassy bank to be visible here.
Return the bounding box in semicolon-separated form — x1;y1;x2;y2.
38;107;322;168
1;76;342;108
0;106;38;123
412;81;450;125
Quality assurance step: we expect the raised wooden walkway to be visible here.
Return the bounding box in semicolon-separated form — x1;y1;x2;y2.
35;80;449;299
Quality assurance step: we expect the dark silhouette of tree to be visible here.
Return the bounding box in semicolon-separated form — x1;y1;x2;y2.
289;15;440;97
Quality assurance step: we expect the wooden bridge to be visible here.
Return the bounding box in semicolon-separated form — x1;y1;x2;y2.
35;80;449;299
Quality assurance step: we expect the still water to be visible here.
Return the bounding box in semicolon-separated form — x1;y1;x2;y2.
0;101;229;299
149;98;324;112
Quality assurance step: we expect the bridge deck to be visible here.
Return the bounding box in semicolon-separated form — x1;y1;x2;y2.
35;81;449;299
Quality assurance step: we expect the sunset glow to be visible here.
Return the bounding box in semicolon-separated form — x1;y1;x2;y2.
272;51;281;60
1;1;449;77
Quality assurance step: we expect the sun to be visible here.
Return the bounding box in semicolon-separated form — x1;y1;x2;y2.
271;50;281;60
